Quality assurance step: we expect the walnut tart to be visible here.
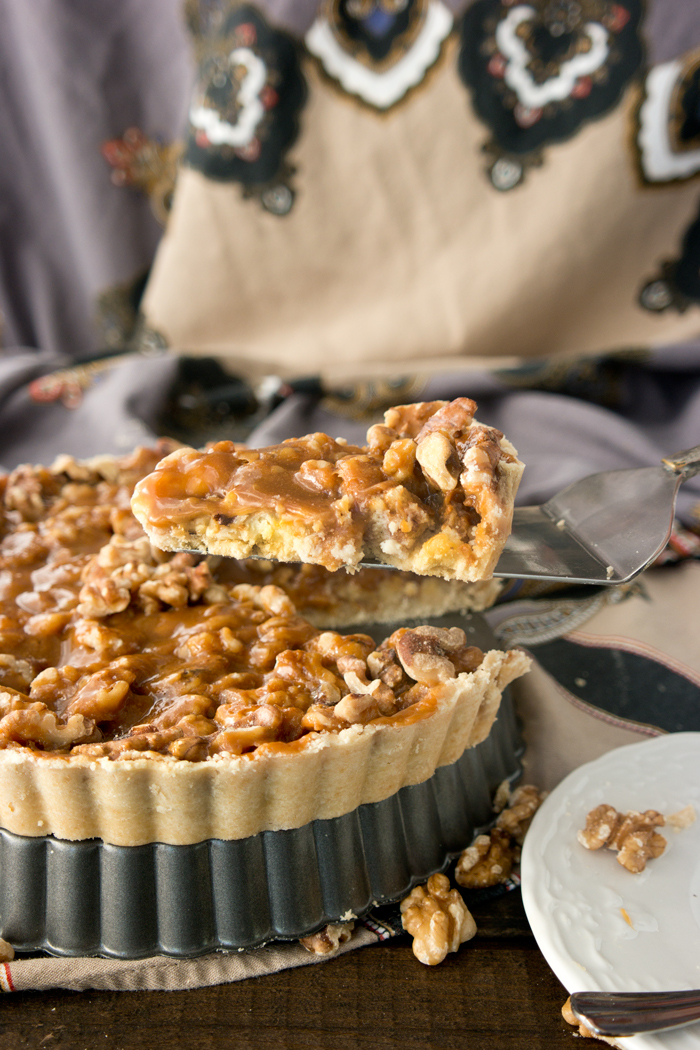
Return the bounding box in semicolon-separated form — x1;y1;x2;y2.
0;445;528;955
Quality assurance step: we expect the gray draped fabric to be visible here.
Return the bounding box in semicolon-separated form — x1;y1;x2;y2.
246;349;700;524
0;0;698;533
0;0;192;358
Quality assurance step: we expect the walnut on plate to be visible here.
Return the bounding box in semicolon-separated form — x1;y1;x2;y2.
667;804;696;830
400;873;476;966
577;804;667;873
300;922;354;956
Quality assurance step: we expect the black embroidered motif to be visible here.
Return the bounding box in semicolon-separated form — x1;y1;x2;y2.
496;349;648;410
185;3;306;215
323;0;429;69
639;202;700;313
635;49;700;186
674;55;700;152
305;0;454;111
458;0;644;190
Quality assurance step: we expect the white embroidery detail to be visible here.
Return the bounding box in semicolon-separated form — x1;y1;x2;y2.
190;48;266;147
305;1;453;110
496;6;609;109
638;59;700;182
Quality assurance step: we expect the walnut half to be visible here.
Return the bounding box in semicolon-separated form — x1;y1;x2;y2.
400;873;476;966
395;625;467;684
495;784;545;845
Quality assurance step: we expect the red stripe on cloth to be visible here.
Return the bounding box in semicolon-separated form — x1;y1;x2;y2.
3;962;15;992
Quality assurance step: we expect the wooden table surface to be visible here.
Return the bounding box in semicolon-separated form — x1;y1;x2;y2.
0;891;608;1050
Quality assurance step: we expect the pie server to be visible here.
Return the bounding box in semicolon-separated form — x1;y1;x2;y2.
366;444;700;586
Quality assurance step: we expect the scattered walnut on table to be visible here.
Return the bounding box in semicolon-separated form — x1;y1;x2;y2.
454;783;544;889
492;777;512;814
577;805;667;873
400;873;476;966
495;784;546;844
0;936;14;963
300;922;354;956
455;828;516;889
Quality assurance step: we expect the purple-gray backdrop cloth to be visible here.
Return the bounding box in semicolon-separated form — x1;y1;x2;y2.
0;346;697;523
0;0;192;359
0;0;698;522
246;349;700;523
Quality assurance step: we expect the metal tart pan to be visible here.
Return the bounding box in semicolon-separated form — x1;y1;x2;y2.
0;614;523;958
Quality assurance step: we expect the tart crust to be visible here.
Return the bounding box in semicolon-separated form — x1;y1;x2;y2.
131;398;524;582
221;560;503;628
0;648;529;846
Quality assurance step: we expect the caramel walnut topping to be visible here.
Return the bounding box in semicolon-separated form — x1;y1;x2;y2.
0;448;490;761
577;804;667;873
209;556;503;630
400;873;476;966
394;625;483;684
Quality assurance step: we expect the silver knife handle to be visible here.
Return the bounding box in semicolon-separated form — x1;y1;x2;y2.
662;445;700;480
571;989;700;1036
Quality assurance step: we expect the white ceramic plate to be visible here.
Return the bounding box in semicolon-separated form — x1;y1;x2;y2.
521;733;700;1050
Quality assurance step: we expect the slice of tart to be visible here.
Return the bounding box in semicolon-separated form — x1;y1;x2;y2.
131;398;523;582
0;447;529;846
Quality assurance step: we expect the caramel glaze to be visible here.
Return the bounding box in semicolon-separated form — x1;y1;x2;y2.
0;447;484;763
134;436;366;528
